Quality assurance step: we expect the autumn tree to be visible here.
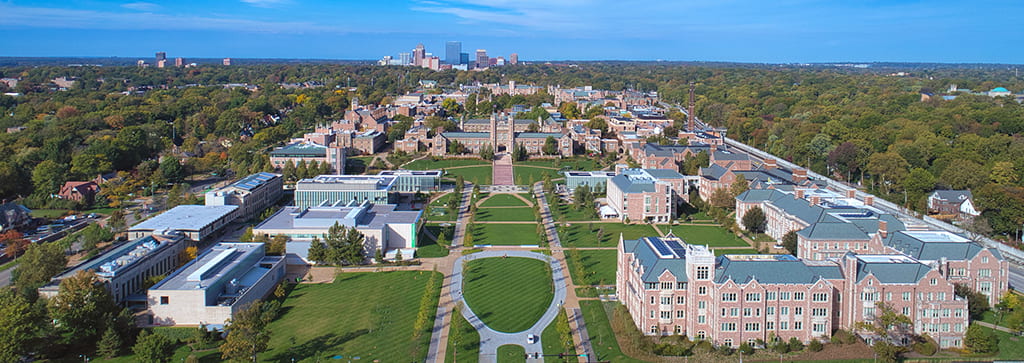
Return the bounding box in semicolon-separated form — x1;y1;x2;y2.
220;301;275;362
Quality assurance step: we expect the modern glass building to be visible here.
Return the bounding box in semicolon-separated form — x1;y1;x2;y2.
294;175;396;208
378;170;442;192
445;41;462;65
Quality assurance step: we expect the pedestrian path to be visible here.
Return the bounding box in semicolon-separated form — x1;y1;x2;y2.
492;153;514;185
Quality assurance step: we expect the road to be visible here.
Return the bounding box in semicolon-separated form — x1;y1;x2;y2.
1010;266;1024;292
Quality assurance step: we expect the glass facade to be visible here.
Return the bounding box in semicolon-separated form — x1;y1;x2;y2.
294;190;391;208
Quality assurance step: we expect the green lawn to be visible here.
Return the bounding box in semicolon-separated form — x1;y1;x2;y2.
472;223;543;245
579;301;646;363
714;248;759;256
979;324;1024;360
81;207;117;216
445;310;480;363
576;286;615;298
565;250;617;286
517;157;602;171
445;166;493;185
97;344;222;362
416;226;450;258
426;193;459;222
542;309;577;362
404;158;491;170
425;223;455;245
258;271;441;362
514;166;562;185
496;345;526;362
480;194;530;207
559;223;659;247
463;257;554;333
345;156;375;174
476;207;537;222
672;224;751;247
30;208;69;219
549;202;599;222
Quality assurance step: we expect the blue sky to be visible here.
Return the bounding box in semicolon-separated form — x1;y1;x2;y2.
0;0;1021;63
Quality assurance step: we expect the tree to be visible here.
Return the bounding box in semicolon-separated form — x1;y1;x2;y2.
441;98;462;116
71;153;113;180
282;159;296;181
97;325;124;358
954;284;990;320
296;160;309;180
729;178;748;198
0;289;48;362
542;136;558;156
479;144;495;161
902;168;936;206
12;242;68;292
133;330;176;363
989;161;1019;185
1;230;29;258
827;141;865;180
708;187;734;209
855;302;912;362
558;102;581;119
48;270;121;346
31;159;68;196
267;234;288;256
963;324;998;354
159;156;184;184
742;206;766;233
866;152;909;193
240;226;255;242
448;140;465;155
220;301;273;362
782;230;799;256
307;236;326;264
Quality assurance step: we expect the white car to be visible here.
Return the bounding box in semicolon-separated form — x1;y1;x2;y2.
527;334;537;344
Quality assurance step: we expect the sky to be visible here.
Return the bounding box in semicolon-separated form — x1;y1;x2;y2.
0;0;1022;63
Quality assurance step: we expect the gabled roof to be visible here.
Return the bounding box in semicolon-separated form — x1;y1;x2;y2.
882;230;986;261
930;190;973;202
797;222;870;240
855;255;932;283
700;164;728;180
610;174;656;193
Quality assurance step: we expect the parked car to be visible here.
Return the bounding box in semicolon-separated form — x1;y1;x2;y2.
527;334;537;344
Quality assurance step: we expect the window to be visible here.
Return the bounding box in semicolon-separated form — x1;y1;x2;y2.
160;296;169;305
677;310;685;319
767;291;777;301
954;323;964;332
698;315;706;324
698;286;708;295
766;321;774;330
675;325;683;334
813;323;826;333
903;292;911;301
885;292;892;301
730;308;739;317
812;308;827;317
661;282;673;290
645;282;658;290
930;278;937;286
746;293;761;302
661;297;672;305
939;292;946;301
794;292;805;301
902;307;910;316
745;323;760;331
650;310;655;318
864;307;875;319
781;307;789;315
793;321;803;330
780;321;788;330
650;325;658;333
722;308;727;317
980;282;992;294
650;296;656;304
696;266;709;280
698;301;706;309
812;293;828;302
723;338;734;347
982;256;989;263
722;293;738;301
979;269;991;278
677;296;686;304
794;307;803;316
661;311;671;319
677;282;688;290
721;323;737;331
780;292;791;301
696;331;706;339
954;309;964;318
743;308;752;317
767;307;775;315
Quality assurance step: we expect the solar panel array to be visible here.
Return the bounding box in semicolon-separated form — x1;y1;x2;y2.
232;172;278;191
647;237;675;258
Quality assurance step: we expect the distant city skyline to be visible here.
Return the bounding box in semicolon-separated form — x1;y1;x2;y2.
0;1;1023;63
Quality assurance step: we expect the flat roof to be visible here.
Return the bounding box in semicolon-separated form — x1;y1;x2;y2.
226;172;280;192
151;242;264;291
378;170;442;177
129;205;237;233
902;230;970;243
566;171;617;177
50;234;182;282
296;175;397;190
255;204;421;231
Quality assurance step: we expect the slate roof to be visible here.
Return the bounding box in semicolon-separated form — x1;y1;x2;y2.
269;142;327;157
643;169;686;179
712;150;751;161
610;174;656;193
930;190;973;203
797;222;870;240
622;238;689;282
713;255;842;284
442;132;490;138
855;256;932;283
700;164;728;180
517;132;566;139
883;230;987;261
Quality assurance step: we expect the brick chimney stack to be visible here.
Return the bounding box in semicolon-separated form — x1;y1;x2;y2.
878;220;888;238
795;189;805;199
846;189;856;198
764;159;777;170
793;169;808;183
864;196;874;206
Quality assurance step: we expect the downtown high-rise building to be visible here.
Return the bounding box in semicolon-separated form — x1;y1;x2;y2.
413;43;426;67
155;52;166;63
460;52;469;65
475;49;488;69
399;52;412;65
445;41;462;65
510;53;518;65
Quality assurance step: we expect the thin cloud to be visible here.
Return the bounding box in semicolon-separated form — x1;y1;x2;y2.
0;3;346;34
121;2;161;12
240;0;291;8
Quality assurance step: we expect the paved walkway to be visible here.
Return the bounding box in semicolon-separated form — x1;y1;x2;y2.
492;153;514;185
450;250;567;362
425;182;473;363
975;321;1019;334
534;182;596;362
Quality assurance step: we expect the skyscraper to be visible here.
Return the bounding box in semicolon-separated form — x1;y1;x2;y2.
223;58;232;66
155;52;166;63
399;52;412;66
475;49;488;69
175;57;185;67
445;41;462;65
510;53;518;65
413;43;426;67
460;52;469;65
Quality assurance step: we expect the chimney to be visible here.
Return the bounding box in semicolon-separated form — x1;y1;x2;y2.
688;82;696;131
809;195;820;205
795;189;805;199
878;220;888;239
864;196;874;206
846;189;856;198
709;143;718;152
764;158;777;170
793;169;807;183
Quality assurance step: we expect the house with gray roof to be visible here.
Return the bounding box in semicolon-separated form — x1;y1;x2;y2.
927;190;979;221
